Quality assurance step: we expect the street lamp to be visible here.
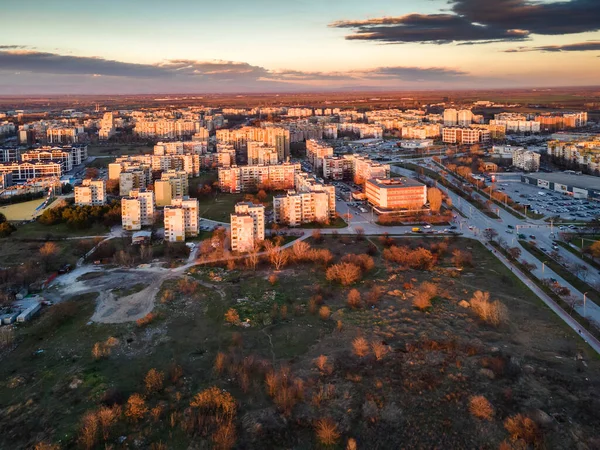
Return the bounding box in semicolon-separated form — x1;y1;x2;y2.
584;292;588;319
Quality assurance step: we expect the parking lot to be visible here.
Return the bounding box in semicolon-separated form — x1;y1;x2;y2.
496;180;600;221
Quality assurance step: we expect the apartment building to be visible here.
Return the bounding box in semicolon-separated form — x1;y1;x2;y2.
119;170;146;196
0;162;62;182
512;149;541;172
164;196;199;242
161;170;189;197
217;126;290;161
323;156;354;181
230;202;265;252
247;141;278;165
99;112;115;140
0;173;12;189
126;189;155;227
352;155;390;184
0;147;20;163
548;138;600;173
365;178;427;214
218;163;301;193
216;143;237;167
46;126;82;144
75;179;106;206
306;139;333;174
401;124;441;140
442;127;490;145
535;112;588;131
443;109;458;126
457;110;473;127
134;119;200;139
121;197;142;231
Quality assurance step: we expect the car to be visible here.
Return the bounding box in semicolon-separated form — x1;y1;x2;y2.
423;225;432;229
529;235;536;240
506;230;513;234
58;264;72;274
507;225;514;229
450;225;457;230
552;245;559;250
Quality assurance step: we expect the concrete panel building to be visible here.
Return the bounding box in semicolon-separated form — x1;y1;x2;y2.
75;179;106;206
230;202;265;252
365;177;427;214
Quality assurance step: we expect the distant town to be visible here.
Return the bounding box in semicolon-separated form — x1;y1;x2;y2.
1;92;600;449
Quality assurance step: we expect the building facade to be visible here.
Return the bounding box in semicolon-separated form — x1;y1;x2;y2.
230;202;265;252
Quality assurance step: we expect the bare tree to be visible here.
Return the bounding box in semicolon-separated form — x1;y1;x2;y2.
245;241;262;271
427;187;443;213
483;228;499;242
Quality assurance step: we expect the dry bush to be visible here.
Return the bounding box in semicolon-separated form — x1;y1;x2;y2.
170;364;184;383
145;368;165;394
412;282;438;311
312;229;324;243
366;287;382;306
291;240;312;261
452;249;473;269
309;298;318;315
309;248;334;266
151;405;164;422
341;254;375;272
189;386;237;435
469;395;494;421
160;289;175;303
77;411;99;450
224;308;240;325
125;393;148;422
352;337;370;357
97;405;120;441
337;320;343;332
92;336;120;360
178;278;200;296
504;414;542;446
347;437;358;450
347;289;362;309
326;262;362;286
268;273;278;285
136;312;157;327
371;341;389;360
212;422;236;450
280;305;288;320
470;291;508;327
33;442;60;450
383;246;435;270
319;306;331;320
315;418;340;446
226;259;236;271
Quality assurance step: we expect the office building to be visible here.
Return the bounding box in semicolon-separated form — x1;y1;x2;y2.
230;202;265;252
0;162;62;182
365;177;427;214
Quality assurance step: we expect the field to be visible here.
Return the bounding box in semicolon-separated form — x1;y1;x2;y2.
0;237;99;268
87;144;153;157
198;192;275;223
1;235;599;449
13;221;110;240
0;198;57;222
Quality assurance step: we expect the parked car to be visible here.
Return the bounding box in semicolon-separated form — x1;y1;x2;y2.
58;264;72;274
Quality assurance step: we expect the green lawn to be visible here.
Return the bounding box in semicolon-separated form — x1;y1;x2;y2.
86;157;116;168
87;144;153;157
197;192;274;223
571;235;600;249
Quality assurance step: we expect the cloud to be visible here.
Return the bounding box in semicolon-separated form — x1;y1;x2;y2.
362;66;469;81
330;0;600;44
505;41;600;52
0;45;28;49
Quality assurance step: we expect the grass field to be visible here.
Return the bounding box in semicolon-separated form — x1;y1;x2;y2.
0;198;57;221
85;156;116;168
1;236;599;449
198;192;274;223
571;235;600;249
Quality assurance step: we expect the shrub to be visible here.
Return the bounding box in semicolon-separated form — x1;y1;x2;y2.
341;254;374;272
224;308;240;325
78;411;99;450
212;422;236;450
412;282;438;311
352;337;370;357
145;368;165;394
346;438;358;450
136;312;157;327
315;355;329;372
97;405;120;441
366;287;383;306
470;291;508;327
319;306;331;320
326;262;362;286
315;418;340;446
383;246;435;270
371;341;389;360
347;289;362;309
125;393;148;422
469;395;494;421
268;273;278;285
504;414;541;446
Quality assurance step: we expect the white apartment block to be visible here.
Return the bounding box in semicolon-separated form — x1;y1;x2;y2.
46;126;82;144
457;110;473;127
230;202;265;252
134;119;200;139
401;124;441;140
161;170;189;197
119;170;146;196
352;155;390;184
21;149;73;172
217;126;290;161
218;163;301;193
154;141;184;155
163;196;199;242
217;143;237;167
99;112;115;140
443;109;458;126
306;139;333;173
247;141;278;165
75;179;106;206
442;127;490;145
128;189;155;226
122;197;142;231
512;149;541;172
548;138;600;173
490;119;541;133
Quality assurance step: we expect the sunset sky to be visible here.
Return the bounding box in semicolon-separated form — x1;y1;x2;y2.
1;0;599;94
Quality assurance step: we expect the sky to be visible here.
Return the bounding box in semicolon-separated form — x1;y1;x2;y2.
0;0;599;94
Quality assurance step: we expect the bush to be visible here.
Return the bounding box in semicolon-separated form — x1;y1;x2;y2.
136;312;157;327
326;262;362;286
371;341;389;360
224;308;240;325
341;254;374;272
504;414;542;446
470;291;508;327
347;289;362;309
319;306;331;320
315;418;340;446
469;395;494;420
352;337;370;357
383;246;435;270
125;393;148;422
145;368;165;394
412;282;438;311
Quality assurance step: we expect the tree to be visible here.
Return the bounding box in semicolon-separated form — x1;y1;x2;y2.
355;227;365;241
0;222;15;238
452;249;473;269
352;337;370;357
39;241;59;270
469;395;494;420
291;240;311;262
590;241;600;259
315;418;340;446
225;308;240;325
326;262;362;286
483;228;498;241
125;393;148;422
0;212;5;224
245;241;262;271
427;187;443;213
312;229;323;243
269;246;289;271
507;247;521;260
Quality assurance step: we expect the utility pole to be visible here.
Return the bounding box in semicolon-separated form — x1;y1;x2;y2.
584;292;588;318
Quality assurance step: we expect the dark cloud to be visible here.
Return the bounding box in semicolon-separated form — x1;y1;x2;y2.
0;45;28;49
330;0;600;44
363;66;469;81
505;41;600;52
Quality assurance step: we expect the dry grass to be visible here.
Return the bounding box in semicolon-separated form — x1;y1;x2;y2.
470;291;508;327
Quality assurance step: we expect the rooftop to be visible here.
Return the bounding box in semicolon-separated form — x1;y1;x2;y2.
367;177;424;189
524;172;600;191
